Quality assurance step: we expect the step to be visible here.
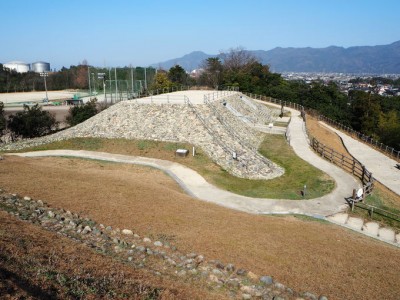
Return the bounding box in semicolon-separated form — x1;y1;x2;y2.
378;227;396;242
346;217;364;230
362;222;380;236
327;213;348;224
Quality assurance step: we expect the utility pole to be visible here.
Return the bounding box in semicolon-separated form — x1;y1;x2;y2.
115;68;118;102
88;66;91;99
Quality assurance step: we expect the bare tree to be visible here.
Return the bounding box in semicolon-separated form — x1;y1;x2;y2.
220;47;259;73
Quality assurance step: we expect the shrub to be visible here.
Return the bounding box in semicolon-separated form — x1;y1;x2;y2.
8;104;57;139
66;99;98;126
0;102;5;136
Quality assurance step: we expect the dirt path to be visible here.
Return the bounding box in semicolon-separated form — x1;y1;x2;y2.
1;155;399;300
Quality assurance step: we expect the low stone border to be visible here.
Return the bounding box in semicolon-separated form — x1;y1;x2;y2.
0;189;329;300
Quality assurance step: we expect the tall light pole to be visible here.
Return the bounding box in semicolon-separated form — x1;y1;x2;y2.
91;72;96;94
40;72;49;101
98;73;106;104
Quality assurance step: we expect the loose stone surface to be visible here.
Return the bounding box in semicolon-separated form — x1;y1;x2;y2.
0;94;284;180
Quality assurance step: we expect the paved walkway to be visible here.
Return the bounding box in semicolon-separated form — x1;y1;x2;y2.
321;122;400;196
10;148;356;217
9;106;359;218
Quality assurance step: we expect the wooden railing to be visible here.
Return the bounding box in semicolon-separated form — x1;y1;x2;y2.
318;115;400;162
353;202;400;224
310;137;373;186
242;91;375;193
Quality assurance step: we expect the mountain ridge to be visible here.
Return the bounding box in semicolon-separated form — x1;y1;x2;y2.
151;41;400;74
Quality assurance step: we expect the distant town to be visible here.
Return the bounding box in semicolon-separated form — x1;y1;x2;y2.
281;72;400;96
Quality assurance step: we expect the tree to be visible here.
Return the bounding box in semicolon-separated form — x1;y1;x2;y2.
0;102;6;137
349;90;381;136
66;99;98;126
378;110;400;149
220;47;258;73
8;104;57;139
168;65;188;85
150;72;173;91
200;57;223;89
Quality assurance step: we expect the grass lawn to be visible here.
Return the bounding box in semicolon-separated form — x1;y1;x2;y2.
7;135;335;200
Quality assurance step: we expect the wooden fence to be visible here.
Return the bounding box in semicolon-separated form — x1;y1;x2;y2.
318;115;400;161
353;202;400;224
310;137;374;186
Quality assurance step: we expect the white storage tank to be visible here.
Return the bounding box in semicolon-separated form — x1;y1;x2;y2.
3;61;30;73
32;61;50;73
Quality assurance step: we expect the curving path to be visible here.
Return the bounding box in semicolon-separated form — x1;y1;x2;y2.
320;122;400;196
8;107;359;218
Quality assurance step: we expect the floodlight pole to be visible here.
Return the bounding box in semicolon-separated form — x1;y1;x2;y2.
131;66;134;95
108;67;112;103
40;72;49;101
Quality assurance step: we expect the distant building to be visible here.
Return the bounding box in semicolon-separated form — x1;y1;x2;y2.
3;61;30;73
2;60;51;73
32;61;51;73
190;68;204;78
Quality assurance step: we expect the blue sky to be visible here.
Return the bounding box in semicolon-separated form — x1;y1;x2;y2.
2;0;399;69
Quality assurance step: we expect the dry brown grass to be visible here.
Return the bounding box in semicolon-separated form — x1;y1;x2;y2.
0;210;221;300
1;155;399;300
306;115;349;156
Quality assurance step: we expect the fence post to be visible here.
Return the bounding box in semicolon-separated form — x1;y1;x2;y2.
362;186;366;202
352;189;356;212
361;165;366;184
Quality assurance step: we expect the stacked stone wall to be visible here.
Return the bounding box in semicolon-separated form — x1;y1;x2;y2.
0;100;284;180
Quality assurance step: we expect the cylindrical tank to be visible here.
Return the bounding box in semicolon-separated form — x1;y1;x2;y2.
32;61;50;73
3;61;30;73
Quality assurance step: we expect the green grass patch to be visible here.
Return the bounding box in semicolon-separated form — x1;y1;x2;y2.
206;135;335;199
272;121;288;127
7;136;335;200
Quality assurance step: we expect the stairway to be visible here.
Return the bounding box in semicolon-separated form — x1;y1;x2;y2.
327;212;400;246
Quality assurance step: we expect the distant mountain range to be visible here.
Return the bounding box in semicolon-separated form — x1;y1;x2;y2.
151;41;400;74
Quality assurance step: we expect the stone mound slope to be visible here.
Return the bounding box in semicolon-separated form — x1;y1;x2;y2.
1;94;284;180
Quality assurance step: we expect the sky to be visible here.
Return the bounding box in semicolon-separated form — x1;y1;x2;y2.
2;0;400;70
